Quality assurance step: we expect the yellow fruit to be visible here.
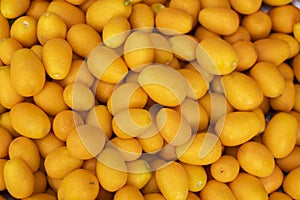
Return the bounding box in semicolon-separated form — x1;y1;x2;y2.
87;45;128;84
283;167;300;199
269;5;300;33
22;193;57;200
269;33;299;58
232;40;257;71
259;165;284;194
181;163;207;192
254;38;290;66
4;158;34;199
30;44;43;59
215;111;261;146
169;35;198;61
138;64;188;107
34;131;65;158
270;80;295;112
127;159;152;189
221;71;263;110
176;133;222;165
263;112;297;158
63;82;95;111
26;0;50;20
156;108;192;146
155;162;189;200
0;37;23;65
46;176;62;193
82;158;97;175
111;137;143;161
0;66;25;109
124;31;155;71
0;111;20;138
293;22;300;42
0;0;30;19
44;146;83;179
229;0;262;14
210;155;240;183
112;108;152;138
10;48;45;97
195;38;238;75
249;61;285;98
198;7;239;35
67;23;102;58
141;173;160;194
107;82;148;115
8;136;40;172
37;11;67;45
174;98;209;133
198;92;234;124
47;0;85;28
57;59;94;88
144;193;166;200
86;105;113;138
169;0;201;27
42;38;73;80
102;16;131;49
241;10;272;41
200;180;236;200
65;0;87;5
138;132;164;153
155;7;193;35
149;32;173;65
269;192;293;200
52;110;84;142
0;127;12;158
10;16;38;48
96;147;128;192
229;172;268;200
114;185;144;200
33;81;68;116
67;124;106;160
58;169;99;200
263;0;292;5
33;170;47;194
10;102;51;139
237;141;275;177
86;0;132;32
194;26;221;42
0;13;10;39
0;159;7;191
293;54;300;82
129;3;155;32
276;146;300;173
199;0;231;8
223;26;251;44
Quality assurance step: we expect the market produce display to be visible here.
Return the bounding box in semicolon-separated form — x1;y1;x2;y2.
0;0;300;199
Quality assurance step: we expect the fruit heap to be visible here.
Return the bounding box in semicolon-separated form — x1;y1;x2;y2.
1;0;300;200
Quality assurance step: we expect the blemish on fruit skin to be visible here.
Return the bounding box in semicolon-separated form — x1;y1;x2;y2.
23;20;29;28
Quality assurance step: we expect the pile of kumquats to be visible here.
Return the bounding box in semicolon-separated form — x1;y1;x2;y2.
1;0;300;199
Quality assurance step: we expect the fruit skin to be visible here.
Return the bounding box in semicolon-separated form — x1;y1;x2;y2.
86;0;132;32
58;169;99;200
3;158;35;199
8;136;41;173
221;71;263;111
10;48;46;97
10;102;51;139
42;38;73;80
237;141;275;178
155;7;193;35
114;185;144;200
262;112;298;158
200;179;236;200
283;166;300;199
155;161;189;200
96;147;128;192
229;172;268;200
196;38;238;75
198;7;239;35
0;0;30;19
215;111;262;146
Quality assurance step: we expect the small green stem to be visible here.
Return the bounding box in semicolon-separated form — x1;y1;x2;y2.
124;0;131;6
